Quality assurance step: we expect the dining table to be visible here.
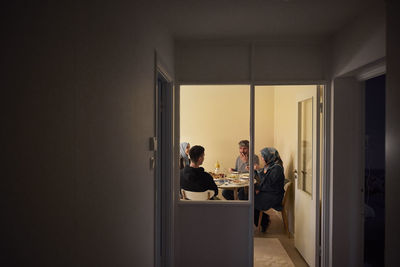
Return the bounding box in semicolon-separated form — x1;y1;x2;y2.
214;173;255;200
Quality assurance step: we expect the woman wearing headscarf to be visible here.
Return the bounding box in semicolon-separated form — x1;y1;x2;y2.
179;142;190;169
254;147;285;232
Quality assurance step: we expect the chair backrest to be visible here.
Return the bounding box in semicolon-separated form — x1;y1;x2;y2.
181;189;213;200
282;181;292;207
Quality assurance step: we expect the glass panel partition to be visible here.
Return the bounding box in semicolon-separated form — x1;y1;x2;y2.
179;85;250;201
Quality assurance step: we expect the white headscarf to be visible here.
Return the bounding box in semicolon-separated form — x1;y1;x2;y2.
180;142;190;160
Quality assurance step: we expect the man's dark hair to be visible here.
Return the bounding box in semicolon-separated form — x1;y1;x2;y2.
238;140;249;148
189;145;205;163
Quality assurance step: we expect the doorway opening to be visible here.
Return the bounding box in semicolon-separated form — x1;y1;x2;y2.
364;74;385;266
177;83;326;266
253;85;324;267
155;67;173;267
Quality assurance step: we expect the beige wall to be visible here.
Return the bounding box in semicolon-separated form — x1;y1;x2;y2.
256;85;316;177
180;85;275;171
180;85;250;172
273;86;311;179
254;87;275;163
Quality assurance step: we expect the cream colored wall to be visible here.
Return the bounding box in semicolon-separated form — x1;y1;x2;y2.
255;86;275;164
180;85;249;171
273;86;299;177
180;85;274;171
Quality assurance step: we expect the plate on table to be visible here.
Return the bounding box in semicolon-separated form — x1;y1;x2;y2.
209;172;226;179
230;179;247;185
227;173;239;179
214;179;225;186
239;173;250;179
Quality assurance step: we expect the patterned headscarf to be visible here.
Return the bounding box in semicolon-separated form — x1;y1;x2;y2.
180;142;190;160
260;147;283;168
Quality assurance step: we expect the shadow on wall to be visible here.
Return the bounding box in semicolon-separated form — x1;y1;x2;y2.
285;153;295;236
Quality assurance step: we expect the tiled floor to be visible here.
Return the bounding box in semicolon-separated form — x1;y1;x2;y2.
253;211;309;267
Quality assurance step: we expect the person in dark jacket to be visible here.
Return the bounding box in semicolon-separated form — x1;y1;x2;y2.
179;142;190;169
254;147;285;232
180;145;218;198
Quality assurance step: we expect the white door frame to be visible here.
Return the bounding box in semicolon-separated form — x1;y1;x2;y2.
329;59;385;266
321;83;332;267
356;61;386;266
154;51;174;267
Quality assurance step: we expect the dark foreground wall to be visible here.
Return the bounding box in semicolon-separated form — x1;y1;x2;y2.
386;1;400;265
2;1;174;266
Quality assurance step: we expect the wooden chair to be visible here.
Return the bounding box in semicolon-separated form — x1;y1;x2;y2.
181;189;213;200
257;181;292;237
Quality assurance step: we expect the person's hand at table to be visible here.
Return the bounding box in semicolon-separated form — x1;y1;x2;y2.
253;163;259;170
245;163;259;171
239;152;249;163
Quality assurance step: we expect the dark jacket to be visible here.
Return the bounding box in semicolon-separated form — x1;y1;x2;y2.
179;157;190;169
254;164;285;210
180;166;218;197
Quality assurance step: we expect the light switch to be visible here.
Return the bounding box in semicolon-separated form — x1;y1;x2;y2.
149;137;158;151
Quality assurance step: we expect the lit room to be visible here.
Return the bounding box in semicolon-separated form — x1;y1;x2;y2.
179;84;323;266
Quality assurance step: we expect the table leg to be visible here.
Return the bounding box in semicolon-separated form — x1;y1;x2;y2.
234;188;238;200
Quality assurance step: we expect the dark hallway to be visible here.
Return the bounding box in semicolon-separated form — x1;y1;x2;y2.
364;75;385;267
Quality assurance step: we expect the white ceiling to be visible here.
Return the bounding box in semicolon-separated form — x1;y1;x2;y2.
155;0;383;39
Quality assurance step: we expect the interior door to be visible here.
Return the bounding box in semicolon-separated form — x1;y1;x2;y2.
294;86;320;267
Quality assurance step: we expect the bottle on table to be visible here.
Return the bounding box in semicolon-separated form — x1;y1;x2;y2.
215;160;220;173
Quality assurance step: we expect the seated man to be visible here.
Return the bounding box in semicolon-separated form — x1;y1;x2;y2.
223;140;260;200
180;145;218;199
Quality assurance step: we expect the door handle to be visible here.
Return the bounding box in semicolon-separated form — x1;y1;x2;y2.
150;156;155;170
294;169;298;179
